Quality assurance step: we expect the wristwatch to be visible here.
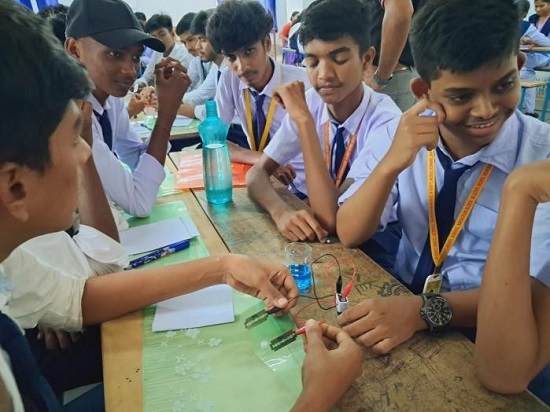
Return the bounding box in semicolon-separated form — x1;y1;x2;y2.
373;69;393;86
420;293;452;333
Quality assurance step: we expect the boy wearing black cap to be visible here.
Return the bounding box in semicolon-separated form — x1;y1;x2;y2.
65;0;190;218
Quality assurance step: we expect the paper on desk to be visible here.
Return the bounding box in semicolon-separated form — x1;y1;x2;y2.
173;115;194;127
152;285;235;331
119;216;199;255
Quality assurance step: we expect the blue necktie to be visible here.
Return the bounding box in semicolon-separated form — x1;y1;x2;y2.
410;148;472;294
93;110;113;151
250;91;268;149
217;70;222;83
332;124;349;182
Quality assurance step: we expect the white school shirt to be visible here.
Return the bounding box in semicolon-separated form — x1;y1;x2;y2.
193;60;230;121
88;95;166;217
183;59;218;106
135;43;192;87
340;111;550;291
215;60;308;181
0;226;128;331
186;57;214;92
264;83;401;195
523;23;550;69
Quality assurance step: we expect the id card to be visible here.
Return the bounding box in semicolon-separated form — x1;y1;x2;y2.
423;273;442;294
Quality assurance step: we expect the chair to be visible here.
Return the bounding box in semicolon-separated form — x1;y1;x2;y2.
530;66;550;121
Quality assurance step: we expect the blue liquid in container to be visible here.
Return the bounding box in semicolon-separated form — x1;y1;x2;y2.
288;264;312;291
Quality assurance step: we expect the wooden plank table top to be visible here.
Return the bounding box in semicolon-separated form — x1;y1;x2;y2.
169;150;547;411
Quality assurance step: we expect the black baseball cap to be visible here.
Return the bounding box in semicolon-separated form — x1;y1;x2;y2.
66;0;165;52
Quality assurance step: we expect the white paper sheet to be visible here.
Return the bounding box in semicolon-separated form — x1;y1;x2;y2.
173;115;194;127
119;216;200;255
152;285;235;331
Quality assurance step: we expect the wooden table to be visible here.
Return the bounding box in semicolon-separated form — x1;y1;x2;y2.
521;46;550;53
101;152;547;411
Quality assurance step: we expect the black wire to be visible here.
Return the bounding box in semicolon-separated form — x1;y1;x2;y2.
297;253;342;311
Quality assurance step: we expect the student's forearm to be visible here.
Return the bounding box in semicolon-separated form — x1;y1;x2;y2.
336;157;399;247
246;165;295;221
475;182;539;393
228;142;262;165
377;0;414;78
81;256;227;324
77;156;119;241
295;116;339;233
291;390;330;412
178;104;196;118
146;110;177;165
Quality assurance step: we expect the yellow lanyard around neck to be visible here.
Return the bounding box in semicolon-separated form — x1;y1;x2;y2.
427;149;493;269
244;90;277;153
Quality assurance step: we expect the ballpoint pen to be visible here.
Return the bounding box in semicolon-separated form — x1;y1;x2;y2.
125;240;190;269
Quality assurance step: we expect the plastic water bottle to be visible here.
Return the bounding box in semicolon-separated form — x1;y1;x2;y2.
199;101;232;204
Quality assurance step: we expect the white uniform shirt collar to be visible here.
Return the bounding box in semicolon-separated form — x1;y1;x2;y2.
86;94;112;116
239;58;280;99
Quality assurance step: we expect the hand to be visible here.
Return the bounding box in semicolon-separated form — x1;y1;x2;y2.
273;164;296;185
506;160;550;205
155;58;191;118
293;321;363;412
273;81;311;123
521;36;533;45
381;98;445;174
77;100;93;147
127;94;145;118
337;295;426;354
274;209;328;242
222;254;299;313
37;325;81;352
141;86;156;101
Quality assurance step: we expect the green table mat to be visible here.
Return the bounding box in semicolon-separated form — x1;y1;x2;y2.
128;201;303;411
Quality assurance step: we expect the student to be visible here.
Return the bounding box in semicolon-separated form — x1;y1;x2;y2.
518;0;550;117
175;12;212;93
65;0;190;218
530;0;550;35
336;0;550;360
279;11;299;46
206;0;307;183
247;0;402;261
176;12;199;57
475;160;550;400
0;4;362;411
178;10;222;114
134;13;192;88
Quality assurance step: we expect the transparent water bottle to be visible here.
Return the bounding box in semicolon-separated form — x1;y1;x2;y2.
199;100;233;204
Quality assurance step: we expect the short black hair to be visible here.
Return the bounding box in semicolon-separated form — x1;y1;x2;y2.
207;0;273;54
299;0;371;54
190;10;212;37
134;12;146;22
37;4;68;18
410;0;519;82
516;0;531;17
176;12;196;35
145;14;173;34
291;11;299;19
0;1;91;172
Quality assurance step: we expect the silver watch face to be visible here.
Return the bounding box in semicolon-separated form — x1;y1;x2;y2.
425;296;452;327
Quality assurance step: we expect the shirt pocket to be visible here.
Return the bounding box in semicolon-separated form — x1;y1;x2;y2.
465;202;498;242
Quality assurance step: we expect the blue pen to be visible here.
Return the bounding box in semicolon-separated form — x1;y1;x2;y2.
125;240;190;270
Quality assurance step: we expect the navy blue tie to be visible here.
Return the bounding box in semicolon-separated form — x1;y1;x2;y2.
93;110;113;151
410;148;472;294
217;70;222;83
251;91;268;149
332;124;349;182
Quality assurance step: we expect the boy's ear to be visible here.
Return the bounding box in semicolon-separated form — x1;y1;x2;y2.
517;52;526;71
0;164;31;223
264;35;272;53
410;78;429;99
362;46;376;72
65;37;81;60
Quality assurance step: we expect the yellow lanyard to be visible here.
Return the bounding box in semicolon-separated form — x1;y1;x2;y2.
243;64;282;153
322;109;367;188
427;149;493;269
323;122;357;188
